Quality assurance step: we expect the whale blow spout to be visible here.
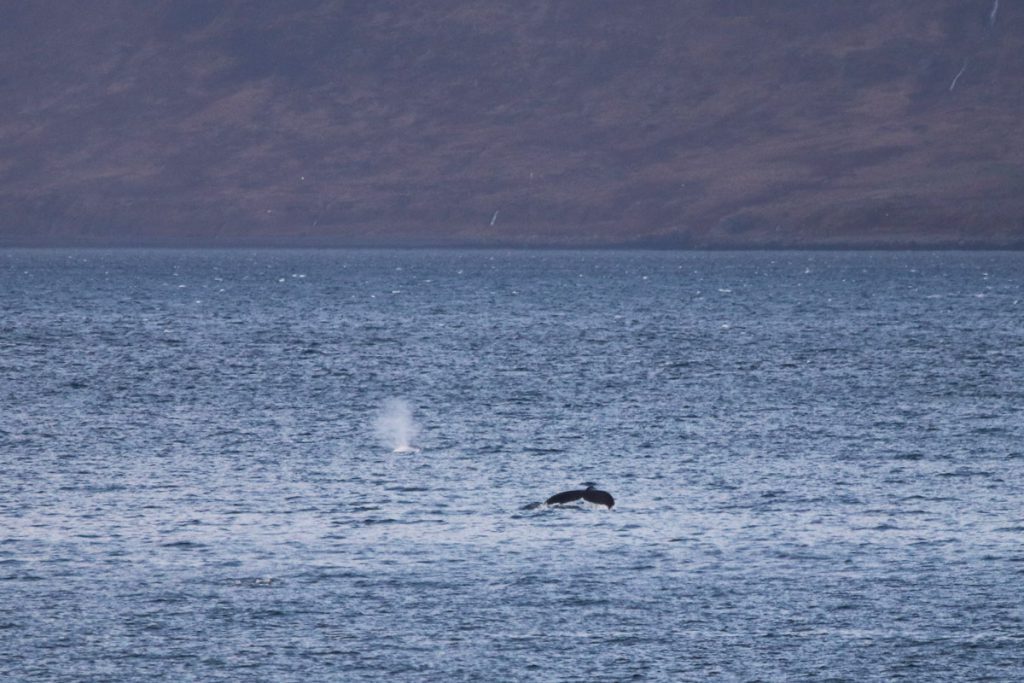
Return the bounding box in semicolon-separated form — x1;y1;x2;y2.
374;398;420;453
545;485;614;509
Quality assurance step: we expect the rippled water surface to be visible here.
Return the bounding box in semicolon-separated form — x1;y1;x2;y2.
2;249;1022;681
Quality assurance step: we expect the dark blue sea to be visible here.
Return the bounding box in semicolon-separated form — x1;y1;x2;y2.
2;249;1022;682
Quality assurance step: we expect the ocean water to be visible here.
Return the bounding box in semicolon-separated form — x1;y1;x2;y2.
1;249;1022;682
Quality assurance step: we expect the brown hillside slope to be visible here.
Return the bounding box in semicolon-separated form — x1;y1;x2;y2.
1;0;1022;247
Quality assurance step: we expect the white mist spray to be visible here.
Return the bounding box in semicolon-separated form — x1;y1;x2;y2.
374;398;421;453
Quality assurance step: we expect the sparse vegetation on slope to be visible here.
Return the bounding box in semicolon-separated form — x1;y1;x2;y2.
2;1;1022;247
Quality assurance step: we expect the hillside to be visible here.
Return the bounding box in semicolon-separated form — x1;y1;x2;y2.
2;0;1023;247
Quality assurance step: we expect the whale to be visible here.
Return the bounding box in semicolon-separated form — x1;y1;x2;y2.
545;485;614;509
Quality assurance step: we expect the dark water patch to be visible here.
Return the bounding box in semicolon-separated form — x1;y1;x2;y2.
772;549;834;561
4;573;46;581
160;540;208;550
939;468;994;478
296;569;368;583
58;483;130;493
893;451;927;461
971;423;1011;437
361;517;399;525
899;494;957;502
522;446;568;455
